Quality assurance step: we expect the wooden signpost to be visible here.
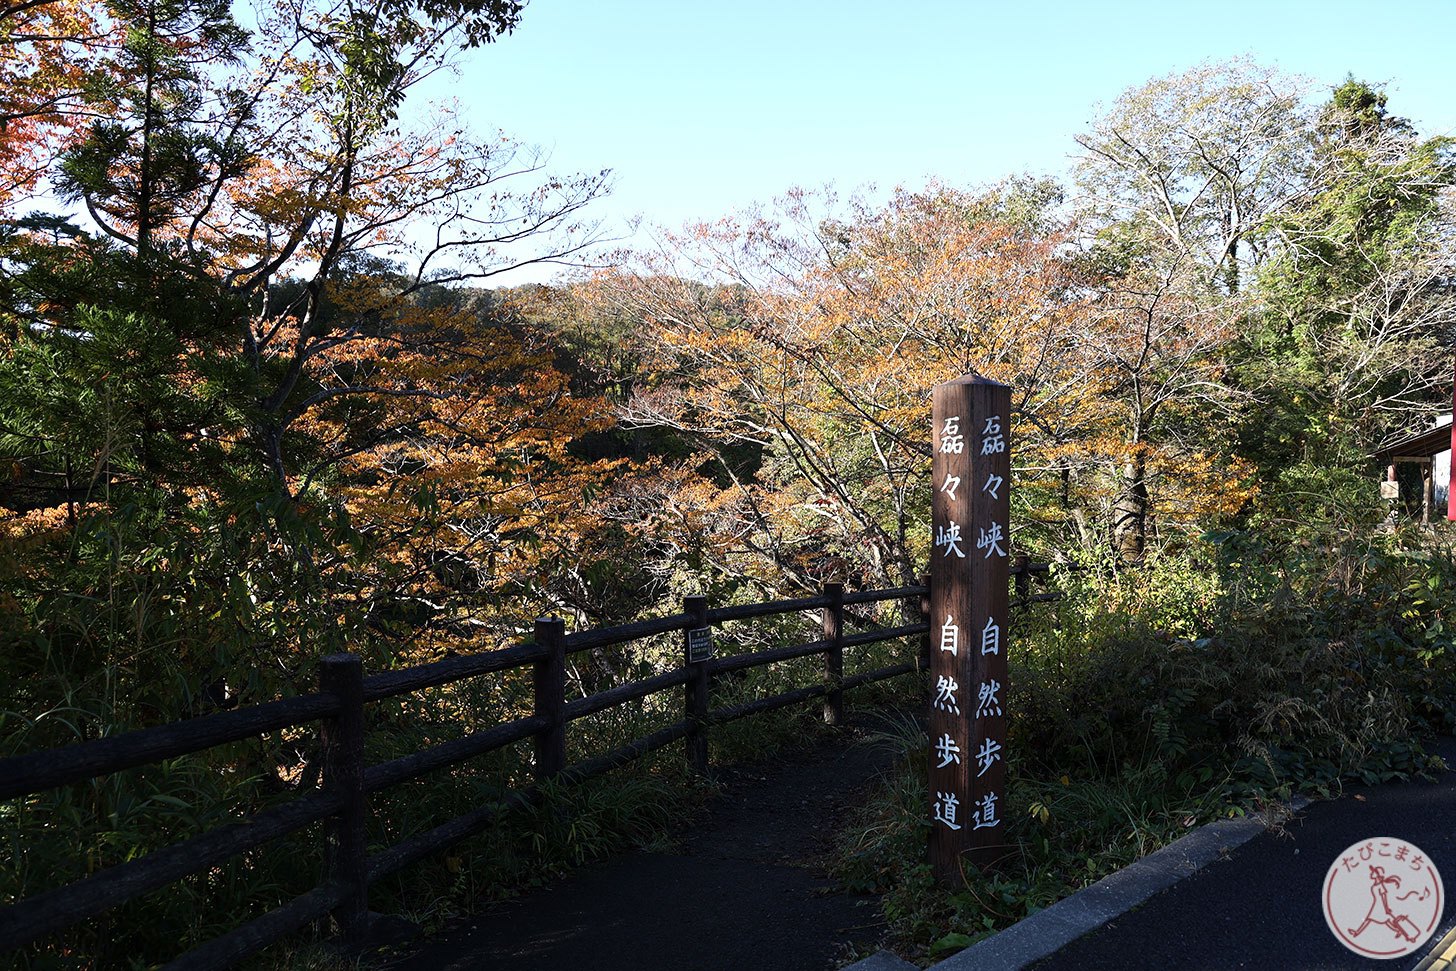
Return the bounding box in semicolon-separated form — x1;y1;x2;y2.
929;375;1011;885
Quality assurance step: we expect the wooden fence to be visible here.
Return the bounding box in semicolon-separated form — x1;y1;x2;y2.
0;565;1055;969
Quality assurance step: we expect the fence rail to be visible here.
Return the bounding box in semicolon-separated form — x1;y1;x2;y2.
0;563;1059;969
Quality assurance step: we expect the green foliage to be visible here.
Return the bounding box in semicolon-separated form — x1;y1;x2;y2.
1232;77;1456;481
1024;530;1456;793
55;0;252;260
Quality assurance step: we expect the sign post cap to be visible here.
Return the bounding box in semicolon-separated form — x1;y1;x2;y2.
938;373;1011;390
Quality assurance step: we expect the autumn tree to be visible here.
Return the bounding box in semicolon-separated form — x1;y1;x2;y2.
584;183;1097;598
1074;59;1315;296
0;0;619;726
0;0;102;213
1069;242;1258;560
1071;61;1315;559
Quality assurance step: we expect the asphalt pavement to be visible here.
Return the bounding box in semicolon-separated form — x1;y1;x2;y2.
380;722;900;971
380;728;1456;971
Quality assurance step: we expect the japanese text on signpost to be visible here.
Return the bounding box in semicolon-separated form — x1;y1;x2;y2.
930;377;1011;882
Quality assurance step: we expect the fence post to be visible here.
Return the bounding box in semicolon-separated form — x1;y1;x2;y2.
822;582;844;725
533;617;567;782
919;572;932;671
1014;553;1030;608
319;653;368;940
683;595;710;775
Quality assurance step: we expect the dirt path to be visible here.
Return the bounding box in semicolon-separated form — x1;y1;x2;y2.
382;716;905;971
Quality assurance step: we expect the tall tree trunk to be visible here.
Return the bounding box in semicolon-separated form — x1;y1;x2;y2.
1111;453;1148;562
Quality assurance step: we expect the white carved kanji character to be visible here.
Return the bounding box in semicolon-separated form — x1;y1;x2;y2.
933;675;960;715
940;475;962;502
972;792;1000;829
975;679;1002;718
977;522;1006;559
936;523;966;559
934;733;962;769
975;737;1002;777
939;614;960;656
935;791;963;831
982;473;1003;501
980;616;1000;656
939;416;964;455
980;415;1005;455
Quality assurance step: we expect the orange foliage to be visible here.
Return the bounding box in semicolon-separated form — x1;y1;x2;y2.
0;0;102;212
582;182;1256;581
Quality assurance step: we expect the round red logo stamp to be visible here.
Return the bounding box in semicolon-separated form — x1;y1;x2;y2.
1324;838;1443;959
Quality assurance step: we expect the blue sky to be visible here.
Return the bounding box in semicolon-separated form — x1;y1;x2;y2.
421;0;1456;279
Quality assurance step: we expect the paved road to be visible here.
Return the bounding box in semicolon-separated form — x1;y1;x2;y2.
383;721;899;971
1030;736;1456;971
379;726;1456;971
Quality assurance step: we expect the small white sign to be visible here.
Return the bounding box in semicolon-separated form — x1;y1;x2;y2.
1323;837;1443;959
687;627;714;663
